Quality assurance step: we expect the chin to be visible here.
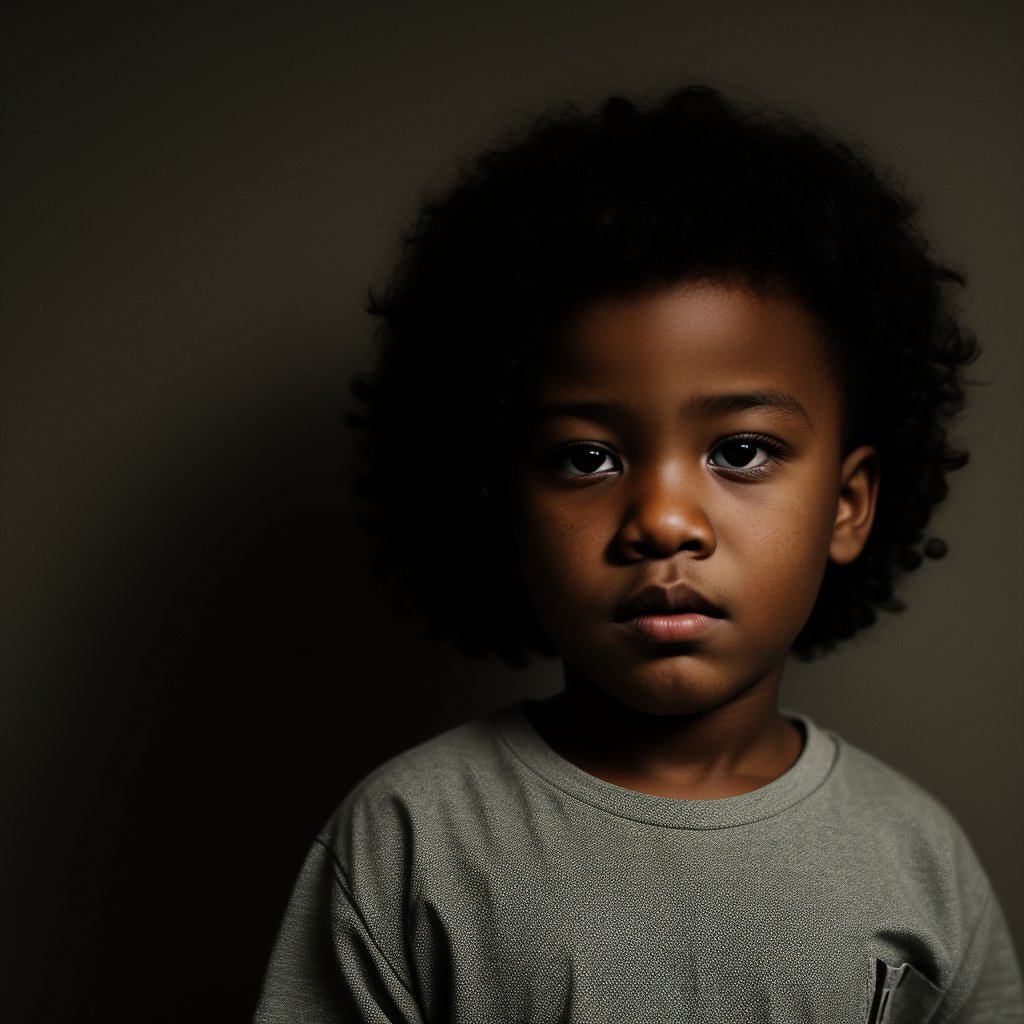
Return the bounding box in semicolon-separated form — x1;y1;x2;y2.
625;643;793;711
602;668;751;719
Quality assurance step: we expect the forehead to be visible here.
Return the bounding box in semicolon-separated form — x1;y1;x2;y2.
541;280;839;426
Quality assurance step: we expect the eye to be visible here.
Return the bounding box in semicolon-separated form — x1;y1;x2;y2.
548;443;621;478
708;435;786;476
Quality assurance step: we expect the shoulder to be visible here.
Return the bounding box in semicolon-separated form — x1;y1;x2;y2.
827;730;964;832
339;713;510;810
820;725;992;903
318;711;522;865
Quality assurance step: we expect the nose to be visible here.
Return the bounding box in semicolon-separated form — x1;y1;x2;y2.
614;470;716;561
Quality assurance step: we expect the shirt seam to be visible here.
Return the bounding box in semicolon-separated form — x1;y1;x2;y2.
313;837;421;1002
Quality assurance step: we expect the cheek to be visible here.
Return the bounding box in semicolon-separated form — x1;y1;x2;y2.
518;508;581;577
513;495;609;600
718;485;837;599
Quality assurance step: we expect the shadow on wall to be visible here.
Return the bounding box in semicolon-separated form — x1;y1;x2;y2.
7;365;546;1023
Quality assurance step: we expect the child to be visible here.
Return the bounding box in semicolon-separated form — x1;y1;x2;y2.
255;85;1023;1021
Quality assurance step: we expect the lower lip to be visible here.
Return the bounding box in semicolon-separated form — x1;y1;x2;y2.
619;613;723;642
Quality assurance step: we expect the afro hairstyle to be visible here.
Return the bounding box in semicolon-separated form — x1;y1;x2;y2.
352;83;977;664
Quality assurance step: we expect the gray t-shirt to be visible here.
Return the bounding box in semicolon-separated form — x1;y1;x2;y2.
255;707;1023;1022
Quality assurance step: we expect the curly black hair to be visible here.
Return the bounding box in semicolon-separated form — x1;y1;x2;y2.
352;84;976;663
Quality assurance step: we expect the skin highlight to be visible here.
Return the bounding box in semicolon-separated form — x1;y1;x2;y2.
513;279;879;800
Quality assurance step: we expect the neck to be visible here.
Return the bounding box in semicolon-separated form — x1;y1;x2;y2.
527;667;802;800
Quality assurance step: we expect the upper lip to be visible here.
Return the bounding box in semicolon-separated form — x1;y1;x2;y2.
614;581;726;623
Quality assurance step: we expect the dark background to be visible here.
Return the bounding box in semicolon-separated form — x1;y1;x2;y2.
3;2;1022;1021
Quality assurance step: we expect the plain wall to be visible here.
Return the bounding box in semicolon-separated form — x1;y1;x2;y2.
3;2;1022;1020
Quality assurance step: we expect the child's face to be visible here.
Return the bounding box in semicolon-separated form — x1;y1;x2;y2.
512;279;877;716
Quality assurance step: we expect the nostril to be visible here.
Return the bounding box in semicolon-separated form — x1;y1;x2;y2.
626;534;710;560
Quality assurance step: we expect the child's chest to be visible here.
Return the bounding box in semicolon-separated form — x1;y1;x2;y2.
403;805;949;1023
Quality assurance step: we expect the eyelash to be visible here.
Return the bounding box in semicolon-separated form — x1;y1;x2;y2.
544;443;623;481
544;434;790;482
708;433;789;480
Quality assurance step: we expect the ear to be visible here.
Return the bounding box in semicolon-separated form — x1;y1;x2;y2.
829;445;880;565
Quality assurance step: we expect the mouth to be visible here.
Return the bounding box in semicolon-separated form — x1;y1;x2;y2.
614;582;726;643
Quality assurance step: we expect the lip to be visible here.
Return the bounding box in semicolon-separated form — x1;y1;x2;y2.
619;611;723;642
614;582;726;643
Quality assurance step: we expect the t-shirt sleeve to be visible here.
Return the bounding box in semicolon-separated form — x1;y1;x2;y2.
254;839;426;1024
947;888;1024;1023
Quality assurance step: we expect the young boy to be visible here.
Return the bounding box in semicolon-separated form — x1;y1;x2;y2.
255;86;1023;1021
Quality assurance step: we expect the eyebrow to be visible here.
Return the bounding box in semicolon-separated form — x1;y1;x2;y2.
532;390;811;425
690;389;811;424
532;400;619;424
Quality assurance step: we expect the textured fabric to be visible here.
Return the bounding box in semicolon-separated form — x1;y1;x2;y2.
255;707;1024;1023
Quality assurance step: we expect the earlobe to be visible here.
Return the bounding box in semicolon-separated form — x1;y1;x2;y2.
829;445;880;565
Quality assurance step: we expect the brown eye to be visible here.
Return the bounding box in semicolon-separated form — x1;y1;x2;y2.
708;435;786;474
569;447;613;474
549;443;621;477
712;440;763;469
